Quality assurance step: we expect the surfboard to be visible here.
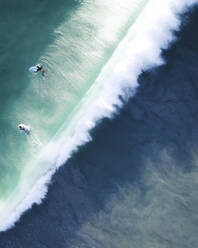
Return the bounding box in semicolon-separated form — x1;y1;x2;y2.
29;66;38;72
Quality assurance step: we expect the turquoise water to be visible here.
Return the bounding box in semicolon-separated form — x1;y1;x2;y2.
1;1;198;246
0;0;148;230
1;0;197;232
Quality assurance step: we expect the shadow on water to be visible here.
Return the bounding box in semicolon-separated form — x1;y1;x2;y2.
1;5;198;248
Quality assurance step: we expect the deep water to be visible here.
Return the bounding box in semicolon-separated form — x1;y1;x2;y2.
1;4;198;248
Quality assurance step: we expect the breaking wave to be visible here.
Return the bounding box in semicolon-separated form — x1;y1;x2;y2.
0;0;197;232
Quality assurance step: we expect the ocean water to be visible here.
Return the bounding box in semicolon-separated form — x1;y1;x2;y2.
1;0;198;247
0;0;147;230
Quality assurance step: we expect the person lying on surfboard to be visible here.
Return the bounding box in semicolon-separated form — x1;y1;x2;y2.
29;64;45;76
18;124;31;135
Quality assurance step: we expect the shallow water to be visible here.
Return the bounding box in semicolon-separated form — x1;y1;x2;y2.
0;0;148;229
0;0;198;246
1;6;198;247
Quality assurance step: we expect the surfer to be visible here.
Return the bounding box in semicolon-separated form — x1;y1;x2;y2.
18;124;31;135
36;64;42;72
29;64;45;76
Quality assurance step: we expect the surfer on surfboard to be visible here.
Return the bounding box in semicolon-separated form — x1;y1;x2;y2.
18;124;31;135
29;64;45;76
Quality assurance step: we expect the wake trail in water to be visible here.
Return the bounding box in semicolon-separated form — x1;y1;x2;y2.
28;133;43;150
0;0;198;232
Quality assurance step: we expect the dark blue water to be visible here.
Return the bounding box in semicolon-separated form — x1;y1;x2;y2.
1;5;198;248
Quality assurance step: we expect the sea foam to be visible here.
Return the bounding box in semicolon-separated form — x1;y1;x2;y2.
0;0;198;232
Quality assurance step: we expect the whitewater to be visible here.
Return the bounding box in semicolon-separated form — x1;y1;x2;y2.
0;0;197;232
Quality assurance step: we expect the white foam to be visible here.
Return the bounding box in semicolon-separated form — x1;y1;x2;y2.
1;0;198;232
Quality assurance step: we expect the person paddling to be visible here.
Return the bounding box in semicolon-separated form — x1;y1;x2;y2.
29;64;45;76
18;124;31;135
